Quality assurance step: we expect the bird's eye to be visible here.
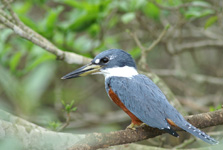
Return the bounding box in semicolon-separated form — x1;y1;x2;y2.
100;57;109;63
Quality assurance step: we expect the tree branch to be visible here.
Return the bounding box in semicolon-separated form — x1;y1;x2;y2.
0;109;85;150
0;2;91;65
173;40;223;55
152;69;223;85
68;109;223;150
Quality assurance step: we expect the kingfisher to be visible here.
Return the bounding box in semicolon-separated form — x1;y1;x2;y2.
61;49;218;144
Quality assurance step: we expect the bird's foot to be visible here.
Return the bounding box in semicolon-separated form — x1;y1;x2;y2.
126;123;147;130
139;123;147;127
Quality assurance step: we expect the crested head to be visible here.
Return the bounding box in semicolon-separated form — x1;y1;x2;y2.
92;49;137;69
91;49;138;79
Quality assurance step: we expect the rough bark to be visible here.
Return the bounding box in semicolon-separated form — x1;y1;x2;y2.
68;109;223;150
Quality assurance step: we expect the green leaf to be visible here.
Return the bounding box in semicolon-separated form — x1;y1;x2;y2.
165;24;170;30
63;0;83;8
185;9;214;19
143;2;160;20
45;6;64;37
204;16;218;29
121;12;135;24
61;100;77;113
184;1;214;19
70;100;75;107
64;0;110;32
133;0;147;10
25;45;53;62
48;121;61;131
191;1;211;7
162;0;183;6
68;12;97;32
216;105;222;110
88;23;100;37
209;106;215;112
65;105;71;111
209;105;222;112
19;15;39;32
119;0;146;12
129;48;141;58
9;52;22;72
24;53;54;73
61;100;66;107
72;107;77;112
14;1;32;14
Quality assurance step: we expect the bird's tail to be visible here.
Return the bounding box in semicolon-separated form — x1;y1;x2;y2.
178;122;219;144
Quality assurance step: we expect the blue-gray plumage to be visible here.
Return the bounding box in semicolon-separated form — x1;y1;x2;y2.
106;75;217;144
61;49;219;144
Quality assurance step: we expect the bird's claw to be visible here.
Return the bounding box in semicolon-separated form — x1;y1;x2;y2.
126;123;147;130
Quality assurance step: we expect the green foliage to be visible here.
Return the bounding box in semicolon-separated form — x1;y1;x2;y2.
48;121;61;131
9;51;22;72
129;47;141;59
118;0;146;12
121;12;136;24
209;105;222;112
143;2;160;20
63;0;110;32
183;1;214;19
61;100;77;114
164;0;182;6
204;16;218;29
43;7;64;38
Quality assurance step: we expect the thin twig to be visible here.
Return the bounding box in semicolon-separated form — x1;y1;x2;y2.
2;0;20;25
58;112;71;131
129;31;146;51
146;25;169;52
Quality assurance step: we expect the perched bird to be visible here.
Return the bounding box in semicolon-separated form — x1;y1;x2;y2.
61;49;218;144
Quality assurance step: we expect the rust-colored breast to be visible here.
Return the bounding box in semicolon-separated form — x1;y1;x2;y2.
108;87;143;125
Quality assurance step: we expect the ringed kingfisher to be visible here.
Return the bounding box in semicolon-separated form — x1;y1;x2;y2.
61;49;218;144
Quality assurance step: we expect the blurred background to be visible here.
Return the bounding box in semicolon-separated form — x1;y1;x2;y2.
0;0;222;148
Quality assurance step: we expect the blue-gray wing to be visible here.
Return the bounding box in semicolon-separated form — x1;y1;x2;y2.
105;74;184;129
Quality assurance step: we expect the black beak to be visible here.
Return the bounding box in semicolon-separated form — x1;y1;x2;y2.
61;63;102;79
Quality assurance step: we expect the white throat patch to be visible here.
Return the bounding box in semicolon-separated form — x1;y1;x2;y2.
97;66;138;79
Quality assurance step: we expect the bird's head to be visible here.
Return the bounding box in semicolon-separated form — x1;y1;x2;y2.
61;49;138;79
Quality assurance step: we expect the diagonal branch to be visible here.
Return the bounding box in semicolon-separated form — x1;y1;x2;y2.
68;109;223;150
152;69;223;85
0;1;91;65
